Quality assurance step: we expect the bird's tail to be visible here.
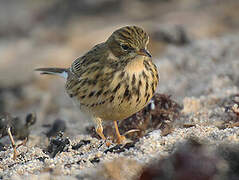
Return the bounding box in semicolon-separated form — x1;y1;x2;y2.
35;67;68;79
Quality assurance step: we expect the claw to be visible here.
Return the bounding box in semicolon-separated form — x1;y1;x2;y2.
123;129;140;136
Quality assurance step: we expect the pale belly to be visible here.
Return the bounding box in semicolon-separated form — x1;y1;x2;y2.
72;92;151;121
93;93;152;121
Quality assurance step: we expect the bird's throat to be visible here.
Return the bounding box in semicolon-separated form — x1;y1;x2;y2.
124;56;146;74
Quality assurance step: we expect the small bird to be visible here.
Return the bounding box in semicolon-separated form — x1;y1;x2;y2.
36;26;159;144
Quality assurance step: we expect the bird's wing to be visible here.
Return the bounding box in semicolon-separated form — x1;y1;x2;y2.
70;43;107;77
66;42;111;99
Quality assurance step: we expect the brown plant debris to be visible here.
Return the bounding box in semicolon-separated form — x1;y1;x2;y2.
219;94;239;129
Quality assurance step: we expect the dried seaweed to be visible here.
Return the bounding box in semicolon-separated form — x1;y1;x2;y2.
218;94;239;129
46;132;70;158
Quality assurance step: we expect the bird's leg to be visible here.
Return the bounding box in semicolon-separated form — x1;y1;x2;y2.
16;137;28;149
7;127;18;160
114;120;126;144
94;118;111;146
96;124;106;140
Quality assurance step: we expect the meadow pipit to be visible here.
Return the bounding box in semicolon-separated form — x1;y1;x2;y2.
36;26;159;144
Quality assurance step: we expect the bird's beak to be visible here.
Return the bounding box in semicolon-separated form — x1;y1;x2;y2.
137;49;152;58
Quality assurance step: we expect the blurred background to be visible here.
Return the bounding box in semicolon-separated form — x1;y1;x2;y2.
0;0;239;134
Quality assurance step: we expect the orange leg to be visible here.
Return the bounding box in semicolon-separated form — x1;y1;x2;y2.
96;124;106;140
114;120;126;144
95;118;111;146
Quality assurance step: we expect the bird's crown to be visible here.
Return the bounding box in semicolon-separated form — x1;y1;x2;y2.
106;26;150;58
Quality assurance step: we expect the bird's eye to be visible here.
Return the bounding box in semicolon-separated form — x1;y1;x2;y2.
121;44;130;51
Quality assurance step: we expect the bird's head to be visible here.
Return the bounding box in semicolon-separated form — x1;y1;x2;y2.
106;26;151;60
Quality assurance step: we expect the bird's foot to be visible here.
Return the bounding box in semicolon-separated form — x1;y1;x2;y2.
116;135;126;144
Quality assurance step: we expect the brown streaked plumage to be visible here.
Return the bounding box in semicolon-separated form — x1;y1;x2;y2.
35;26;159;144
